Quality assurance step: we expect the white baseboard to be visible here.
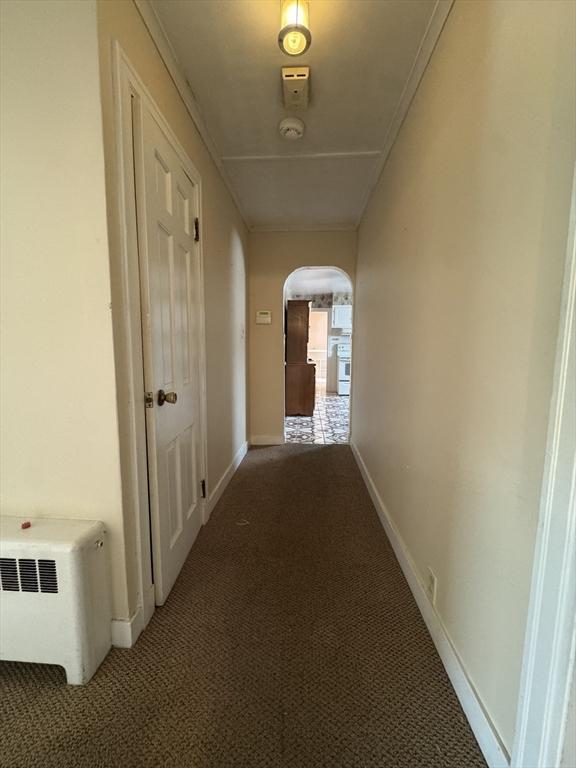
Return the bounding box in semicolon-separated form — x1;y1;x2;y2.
111;582;154;649
249;435;285;446
111;605;145;649
350;440;510;768
204;440;248;522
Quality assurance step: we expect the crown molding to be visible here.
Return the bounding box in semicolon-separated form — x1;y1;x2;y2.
354;0;454;228
133;0;252;228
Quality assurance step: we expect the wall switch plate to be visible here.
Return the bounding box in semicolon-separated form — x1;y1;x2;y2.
255;310;272;325
427;567;438;606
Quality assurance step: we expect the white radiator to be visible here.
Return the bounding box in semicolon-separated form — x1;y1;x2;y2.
0;516;112;684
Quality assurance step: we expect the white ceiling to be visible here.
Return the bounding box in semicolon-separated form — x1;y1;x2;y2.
285;267;352;296
148;0;446;231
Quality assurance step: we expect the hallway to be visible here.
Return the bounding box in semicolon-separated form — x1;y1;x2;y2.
1;2;574;765
1;446;485;768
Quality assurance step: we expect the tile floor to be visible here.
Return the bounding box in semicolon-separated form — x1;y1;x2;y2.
284;391;350;444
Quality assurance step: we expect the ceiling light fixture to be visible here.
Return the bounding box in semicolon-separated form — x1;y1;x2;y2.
278;0;311;57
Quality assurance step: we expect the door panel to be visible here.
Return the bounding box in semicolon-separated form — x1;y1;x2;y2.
136;106;204;605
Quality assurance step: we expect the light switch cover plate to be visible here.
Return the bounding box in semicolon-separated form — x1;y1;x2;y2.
256;310;272;325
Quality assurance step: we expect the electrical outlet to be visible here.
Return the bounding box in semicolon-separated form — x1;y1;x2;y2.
427;567;438;606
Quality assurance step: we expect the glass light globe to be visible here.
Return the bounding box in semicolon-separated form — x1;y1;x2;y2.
278;0;311;57
282;29;308;56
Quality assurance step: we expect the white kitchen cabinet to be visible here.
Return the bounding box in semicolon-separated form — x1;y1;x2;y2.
331;304;352;330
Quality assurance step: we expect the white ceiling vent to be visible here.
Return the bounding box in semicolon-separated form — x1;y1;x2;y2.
282;66;310;110
279;117;305;141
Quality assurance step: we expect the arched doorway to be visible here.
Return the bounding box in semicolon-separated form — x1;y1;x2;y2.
283;267;353;444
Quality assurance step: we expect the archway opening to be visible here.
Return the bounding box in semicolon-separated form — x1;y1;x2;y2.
283;267;353;444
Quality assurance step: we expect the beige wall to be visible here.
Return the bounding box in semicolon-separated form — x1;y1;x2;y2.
351;0;575;753
97;0;248;617
248;231;356;442
0;1;129;616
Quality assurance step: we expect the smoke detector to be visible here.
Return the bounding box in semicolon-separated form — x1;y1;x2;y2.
279;117;305;141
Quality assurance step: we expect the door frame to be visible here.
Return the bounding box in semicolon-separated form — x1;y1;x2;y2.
511;165;576;767
111;42;209;633
281;267;354;441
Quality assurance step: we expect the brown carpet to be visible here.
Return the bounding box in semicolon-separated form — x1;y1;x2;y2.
0;445;487;768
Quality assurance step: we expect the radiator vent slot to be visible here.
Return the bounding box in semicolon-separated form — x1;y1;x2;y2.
0;558;19;591
0;558;58;594
38;560;58;593
19;559;39;592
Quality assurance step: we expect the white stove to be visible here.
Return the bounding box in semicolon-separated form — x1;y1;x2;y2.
337;342;351;396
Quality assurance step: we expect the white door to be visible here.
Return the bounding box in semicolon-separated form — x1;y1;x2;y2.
135;106;205;605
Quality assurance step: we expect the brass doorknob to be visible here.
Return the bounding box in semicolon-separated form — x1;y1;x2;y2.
157;390;178;406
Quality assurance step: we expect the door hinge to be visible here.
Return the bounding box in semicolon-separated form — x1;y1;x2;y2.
145;391;154;409
201;479;206;499
194;217;200;243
